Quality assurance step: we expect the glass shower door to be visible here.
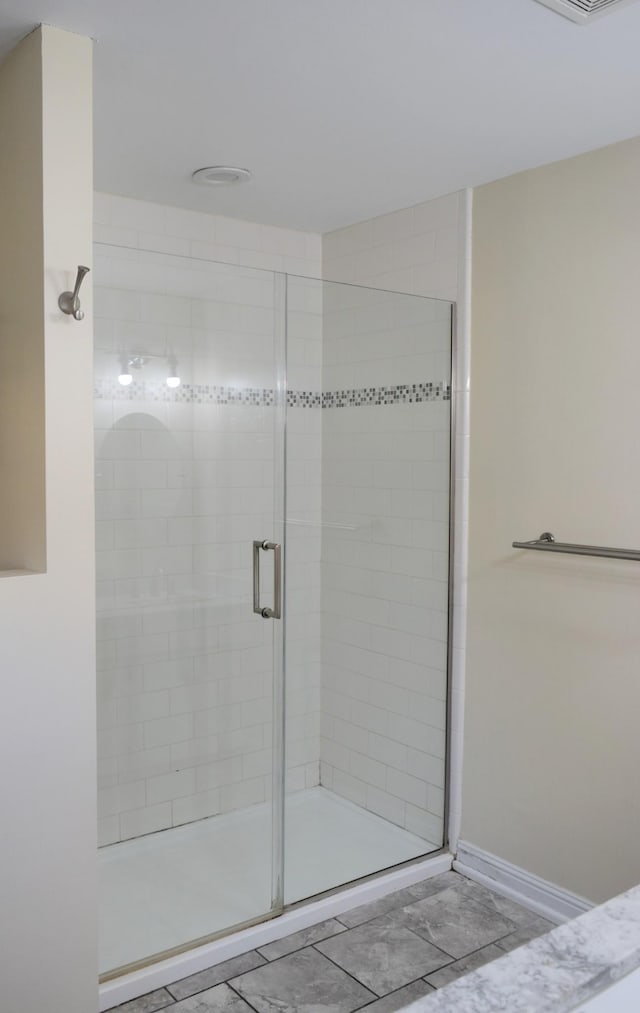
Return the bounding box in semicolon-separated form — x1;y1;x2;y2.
94;246;286;975
284;276;452;905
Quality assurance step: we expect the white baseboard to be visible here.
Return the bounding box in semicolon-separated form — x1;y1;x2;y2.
99;852;453;1011
454;840;593;925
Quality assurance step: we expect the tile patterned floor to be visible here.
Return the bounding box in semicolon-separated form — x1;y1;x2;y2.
106;871;554;1013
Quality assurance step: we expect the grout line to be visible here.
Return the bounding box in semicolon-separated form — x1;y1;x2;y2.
107;990;176;1013
319;937;448;1004
165;953;268;1002
422;974;440;990
225;979;263;1013
331;876;452;932
310;944;381;999
311;922;453;999
416;917;547;985
333;903;415;932
354;978;437;1009
255;920;347;961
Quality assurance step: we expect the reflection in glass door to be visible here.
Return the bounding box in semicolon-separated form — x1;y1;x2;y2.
95;246;286;975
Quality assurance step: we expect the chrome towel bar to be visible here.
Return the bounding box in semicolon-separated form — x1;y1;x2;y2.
512;531;640;562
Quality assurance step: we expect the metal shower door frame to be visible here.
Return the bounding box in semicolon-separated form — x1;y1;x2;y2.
269;270;287;916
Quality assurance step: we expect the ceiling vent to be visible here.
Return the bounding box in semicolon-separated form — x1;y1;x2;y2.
535;0;640;22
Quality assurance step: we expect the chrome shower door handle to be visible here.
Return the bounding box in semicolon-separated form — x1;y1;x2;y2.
252;540;282;619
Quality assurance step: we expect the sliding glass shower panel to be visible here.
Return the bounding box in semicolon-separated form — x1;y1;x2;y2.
94;245;285;975
284;277;451;905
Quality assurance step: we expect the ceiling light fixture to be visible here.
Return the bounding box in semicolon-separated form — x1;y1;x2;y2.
192;166;252;186
118;355;133;386
166;356;181;388
117;354;146;386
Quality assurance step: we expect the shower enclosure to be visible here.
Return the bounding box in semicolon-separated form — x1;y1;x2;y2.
94;244;453;977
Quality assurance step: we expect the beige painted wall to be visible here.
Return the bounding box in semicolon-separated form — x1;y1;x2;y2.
464;136;640;903
0;26;97;1012
0;25;45;570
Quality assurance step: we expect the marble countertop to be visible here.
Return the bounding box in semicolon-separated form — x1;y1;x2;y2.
402;883;640;1012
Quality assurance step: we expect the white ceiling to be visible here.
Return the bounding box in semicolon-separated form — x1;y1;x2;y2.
1;0;640;232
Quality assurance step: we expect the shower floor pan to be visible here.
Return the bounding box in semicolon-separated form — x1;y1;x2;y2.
99;785;435;975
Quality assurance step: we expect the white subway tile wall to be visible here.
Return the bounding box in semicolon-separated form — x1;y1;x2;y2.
95;196;322;845
322;192;460;302
317;277;452;846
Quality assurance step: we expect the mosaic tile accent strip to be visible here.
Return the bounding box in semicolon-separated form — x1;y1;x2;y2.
323;381;450;408
94;379;450;407
94;379;276;405
288;390;322;408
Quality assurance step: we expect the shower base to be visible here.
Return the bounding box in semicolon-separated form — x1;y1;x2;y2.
99;786;435;975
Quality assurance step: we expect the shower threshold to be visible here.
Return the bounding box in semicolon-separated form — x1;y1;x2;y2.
99;786;436;975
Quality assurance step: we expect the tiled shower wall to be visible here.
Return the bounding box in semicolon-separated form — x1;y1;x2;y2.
322;193;461;302
95;195;322;845
320;193;464;846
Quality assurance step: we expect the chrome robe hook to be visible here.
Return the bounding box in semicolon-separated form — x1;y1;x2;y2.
59;265;90;320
